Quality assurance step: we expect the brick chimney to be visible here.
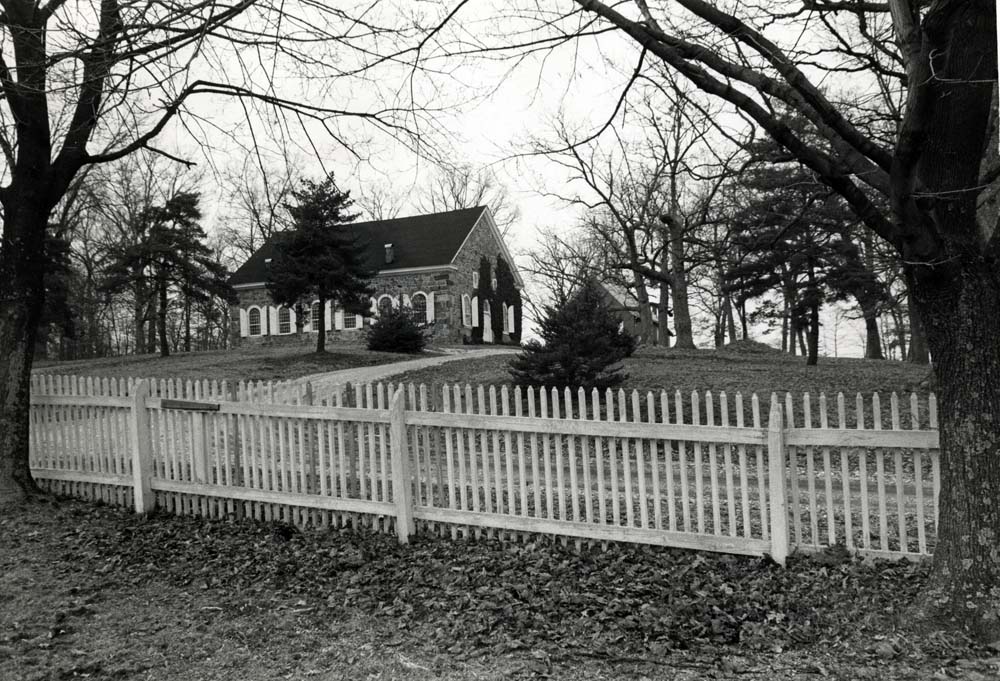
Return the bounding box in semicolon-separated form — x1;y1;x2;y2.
384;243;394;264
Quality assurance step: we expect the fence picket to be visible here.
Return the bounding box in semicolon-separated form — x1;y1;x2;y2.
677;390;691;532
29;376;943;561
706;391;721;535
648;391;661;531
873;392;888;552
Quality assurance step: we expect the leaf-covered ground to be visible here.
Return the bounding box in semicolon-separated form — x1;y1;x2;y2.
394;343;932;399
3;499;997;680
33;343;432;383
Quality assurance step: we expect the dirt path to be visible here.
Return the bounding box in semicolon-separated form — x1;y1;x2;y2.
297;347;518;395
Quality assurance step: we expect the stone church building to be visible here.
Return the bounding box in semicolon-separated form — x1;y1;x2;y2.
228;206;523;345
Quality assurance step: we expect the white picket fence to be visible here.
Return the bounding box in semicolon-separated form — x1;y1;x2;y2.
27;374;941;562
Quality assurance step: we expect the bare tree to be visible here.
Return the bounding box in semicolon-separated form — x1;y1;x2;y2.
485;0;998;636
217;159;298;269
417;163;521;235
0;1;460;504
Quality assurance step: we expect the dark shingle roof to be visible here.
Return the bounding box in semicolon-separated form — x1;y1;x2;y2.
229;206;486;286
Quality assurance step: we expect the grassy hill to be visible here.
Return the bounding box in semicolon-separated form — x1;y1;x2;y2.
33;344;426;383
392;341;933;400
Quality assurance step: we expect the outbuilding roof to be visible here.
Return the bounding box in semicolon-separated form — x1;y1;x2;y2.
229;205;488;286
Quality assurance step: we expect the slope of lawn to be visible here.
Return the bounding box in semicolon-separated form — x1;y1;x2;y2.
3;500;996;681
393;341;933;400
33;343;433;383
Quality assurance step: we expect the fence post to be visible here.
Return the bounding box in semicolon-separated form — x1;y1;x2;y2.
130;379;154;514
389;387;415;544
768;393;789;565
192;411;209;484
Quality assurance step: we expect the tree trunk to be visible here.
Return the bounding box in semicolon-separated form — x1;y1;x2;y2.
133;291;146;355
669;222;696;349
724;294;737;344
631;272;655;346
806;261;819;366
146;314;157;355
183;297;192;353
657;280;671;346
908;291;930;364
858;296;884;360
316;298;327;353
157;274;169;358
912;263;1000;638
781;297;789;353
0;206;49;503
806;301;819;366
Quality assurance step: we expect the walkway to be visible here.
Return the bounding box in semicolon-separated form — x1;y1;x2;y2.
297;347;518;396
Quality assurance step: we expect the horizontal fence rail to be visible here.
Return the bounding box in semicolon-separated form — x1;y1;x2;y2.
28;374;941;562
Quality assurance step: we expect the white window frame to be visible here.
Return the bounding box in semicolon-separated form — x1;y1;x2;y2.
410;291;429;324
461;295;471;327
247;306;263;336
472;272;479;288
277;306;292;334
311;301;322;331
344;313;358;330
377;294;395;317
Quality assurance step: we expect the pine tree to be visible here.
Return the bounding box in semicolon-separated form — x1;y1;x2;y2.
366;301;426;353
509;279;636;390
102;192;232;357
266;174;375;353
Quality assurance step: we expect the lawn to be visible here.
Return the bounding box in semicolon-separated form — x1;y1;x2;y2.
2;500;996;681
393;341;933;399
33;343;429;383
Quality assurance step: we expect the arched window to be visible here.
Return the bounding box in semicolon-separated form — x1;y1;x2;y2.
278;306;291;334
248;308;262;336
378;296;394;316
462;294;471;327
411;292;427;323
311;301;322;330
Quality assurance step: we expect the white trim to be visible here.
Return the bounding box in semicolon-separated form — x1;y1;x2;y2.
507;304;515;335
450;206;489;268
239;308;249;337
268;306;279;336
233;282;266;290
247;306;264;336
451;207;525;289
472;296;479;327
277;305;293;335
426;291;435;322
334;306;344;330
376;294;395;316
325;301;333;331
375;264;459;276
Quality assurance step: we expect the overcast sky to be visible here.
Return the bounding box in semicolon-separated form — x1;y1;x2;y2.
138;1;878;357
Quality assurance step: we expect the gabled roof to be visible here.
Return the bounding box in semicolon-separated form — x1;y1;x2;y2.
229;205;488;286
601;281;661;308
